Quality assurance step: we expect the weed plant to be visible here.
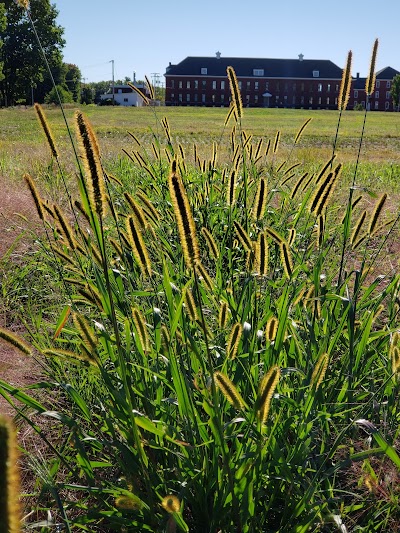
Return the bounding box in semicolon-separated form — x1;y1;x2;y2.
1;26;400;532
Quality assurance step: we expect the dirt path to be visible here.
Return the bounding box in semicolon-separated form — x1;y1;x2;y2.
0;176;40;416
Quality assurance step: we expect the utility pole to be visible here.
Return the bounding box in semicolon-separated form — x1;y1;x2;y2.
110;59;115;105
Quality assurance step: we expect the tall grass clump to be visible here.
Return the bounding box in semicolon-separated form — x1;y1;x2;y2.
1;47;400;532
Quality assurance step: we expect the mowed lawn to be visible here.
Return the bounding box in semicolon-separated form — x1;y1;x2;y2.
1;105;400;192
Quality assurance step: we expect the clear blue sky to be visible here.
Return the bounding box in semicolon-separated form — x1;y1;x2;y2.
53;0;398;85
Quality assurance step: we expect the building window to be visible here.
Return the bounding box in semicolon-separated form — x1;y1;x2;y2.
178;81;182;89
201;68;207;75
275;95;279;103
202;80;206;88
212;94;216;103
376;80;380;88
202;94;206;103
186;81;190;89
212;80;217;90
253;69;264;76
254;95;258;103
255;81;259;90
354;89;358;98
178;94;182;102
124;98;128;102
309;96;313;104
247;81;251;90
313;70;320;77
221;94;225;102
186;94;190;102
194;80;198;89
238;81;242;90
385;101;390;110
318;97;322;105
326;97;330;105
386;91;390;99
265;82;269;90
375;101;379;110
327;84;331;92
300;96;304;105
301;83;304;91
375;91;379;98
318;83;322;92
335;84;339;92
387;81;391;88
221;80;225;90
246;94;250;103
171;80;175;89
354;101;358;107
194;94;198;102
292;96;296;104
335;97;338;106
171;93;175;100
309;84;313;92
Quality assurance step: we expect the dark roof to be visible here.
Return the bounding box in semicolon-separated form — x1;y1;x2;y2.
353;76;366;90
165;56;343;79
376;66;400;79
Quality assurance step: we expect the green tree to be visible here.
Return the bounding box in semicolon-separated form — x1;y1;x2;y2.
0;0;65;106
44;84;73;104
0;3;5;83
65;63;81;102
81;86;94;105
390;74;400;111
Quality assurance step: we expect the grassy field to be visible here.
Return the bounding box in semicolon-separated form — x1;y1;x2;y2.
1;102;400;531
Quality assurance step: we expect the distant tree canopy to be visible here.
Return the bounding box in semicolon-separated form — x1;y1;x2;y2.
0;0;69;106
391;74;400;111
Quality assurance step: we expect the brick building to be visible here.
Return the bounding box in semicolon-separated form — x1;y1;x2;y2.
164;54;399;111
349;67;399;111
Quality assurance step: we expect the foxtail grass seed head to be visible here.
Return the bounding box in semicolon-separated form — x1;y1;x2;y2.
132;307;150;352
257;366;280;424
226;169;237;207
145;75;155;100
201;227;219;259
315;155;337;185
23;174;45;221
234;221;253;251
0;415;21;533
338;51;352;111
288;228;296;246
251;178;268;220
309;163;342;217
365;39;379;96
368;193;387;235
0;327;32;355
73;312;98;354
128;82;149;105
136;191;160;223
75;111;106;219
351;210;367;246
316;214;324;249
196;261;214;291
255;232;269;276
115;495;143;511
290;172;309;199
53;204;76;250
294;118;312;144
265;226;284;245
265;316;279;341
124;192;148;230
214;371;245;409
392;346;400;376
226;322;243;359
168;167;200;269
273;131;280;154
184;288;198;322
311;353;329;390
126;215;152;277
227;66;243;119
280;241;293;279
161;495;180;514
219;301;229;328
34;103;58;158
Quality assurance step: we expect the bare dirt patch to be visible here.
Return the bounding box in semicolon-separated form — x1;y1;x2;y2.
0;174;41;416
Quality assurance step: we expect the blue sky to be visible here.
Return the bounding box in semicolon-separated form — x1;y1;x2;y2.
53;0;398;85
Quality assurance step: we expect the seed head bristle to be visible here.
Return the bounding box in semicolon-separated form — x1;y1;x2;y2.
273;131;281;154
392;346;400;376
144;75;155;100
257;366;280;424
351;210;367;246
290;172;309;199
72;312;98;354
0;327;32;355
226;322;243;359
294;118;312;144
184;288;198;322
365;39;379;96
309;163;342;216
214;371;245;409
53;204;77;250
128;82;149;105
196;262;214;290
316;214;324;249
288;228;296;246
311;353;329;390
126;215;152;277
124;192;148;229
136;191;161;223
233;221;253;251
219;301;229;328
227;66;243;119
168;167;200;269
265;226;285;244
338;51;352;111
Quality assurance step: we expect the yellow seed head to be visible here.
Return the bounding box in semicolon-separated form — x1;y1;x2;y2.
161;495;180;513
257;366;280;424
226;322;243;359
251;178;268;221
311;353;329;390
265;316;279;341
227;66;243;119
365;39;379;96
126;215;152;277
34;103;58;158
338;51;352;111
214;371;245;409
0;415;22;533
